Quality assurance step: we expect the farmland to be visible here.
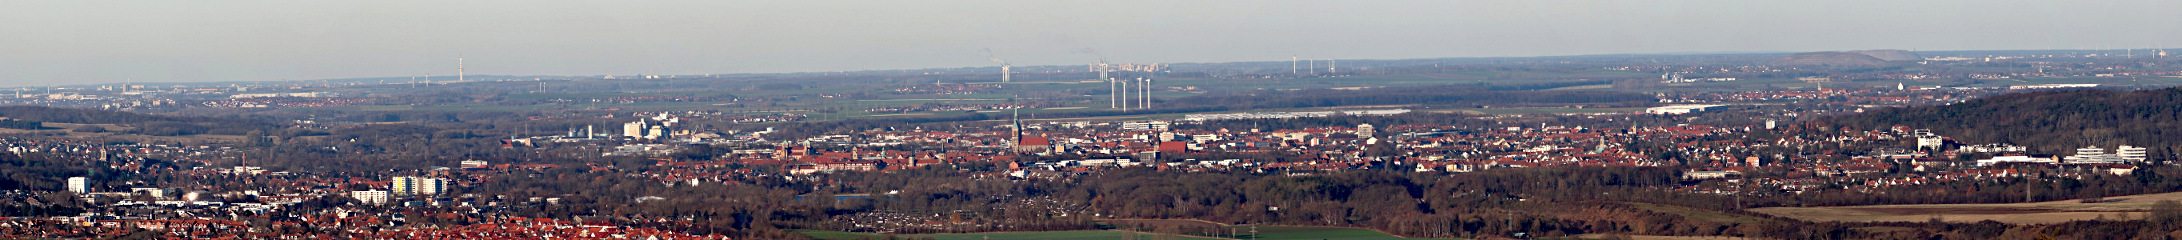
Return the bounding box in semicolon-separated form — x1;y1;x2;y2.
792;229;1226;240
795;221;1464;240
1748;191;2182;224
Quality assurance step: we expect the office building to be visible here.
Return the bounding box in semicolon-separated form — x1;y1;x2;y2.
2119;145;2149;162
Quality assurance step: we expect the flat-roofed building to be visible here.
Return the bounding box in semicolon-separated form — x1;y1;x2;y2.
67;177;89;194
351;190;389;205
1646;105;1727;114
2119;145;2148;162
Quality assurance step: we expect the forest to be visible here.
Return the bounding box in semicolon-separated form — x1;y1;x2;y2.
0;119;45;130
1824;88;2182;158
0;106;288;136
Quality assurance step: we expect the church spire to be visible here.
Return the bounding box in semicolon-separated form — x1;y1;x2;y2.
1012;109;1024;145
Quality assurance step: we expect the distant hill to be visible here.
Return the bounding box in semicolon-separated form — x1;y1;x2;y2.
1847;49;1922;61
1774;51;1889;66
1821;88;2182;156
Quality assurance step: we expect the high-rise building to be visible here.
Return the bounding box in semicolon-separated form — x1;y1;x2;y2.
623;121;645;138
1356;124;1375;138
391;176;419;196
67;177;89;194
391;176;448;196
418;178;445;195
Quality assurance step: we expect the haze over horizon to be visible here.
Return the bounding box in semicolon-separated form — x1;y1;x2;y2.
4;0;2180;87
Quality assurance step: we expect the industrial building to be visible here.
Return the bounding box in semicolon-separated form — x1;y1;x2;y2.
1645;105;1727;114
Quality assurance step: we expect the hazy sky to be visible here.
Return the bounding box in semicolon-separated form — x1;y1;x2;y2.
3;0;2179;86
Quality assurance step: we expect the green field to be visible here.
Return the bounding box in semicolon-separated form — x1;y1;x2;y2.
794;226;1464;240
1222;226;1463;240
1445;107;1648;115
792;229;887;240
1748;190;2182;224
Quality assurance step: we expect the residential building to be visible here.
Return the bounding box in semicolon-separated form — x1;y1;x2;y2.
390;176;447;196
351;190;389;205
66;177;88;194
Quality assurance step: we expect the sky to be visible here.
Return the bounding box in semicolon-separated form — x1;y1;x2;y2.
2;0;2179;87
